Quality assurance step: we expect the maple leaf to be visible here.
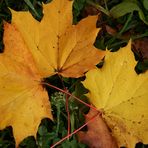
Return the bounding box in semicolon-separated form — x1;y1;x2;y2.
83;41;148;148
78;109;118;148
11;0;105;78
0;0;105;146
0;23;52;146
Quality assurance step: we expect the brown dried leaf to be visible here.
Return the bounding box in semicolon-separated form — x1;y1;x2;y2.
132;38;148;60
78;109;118;148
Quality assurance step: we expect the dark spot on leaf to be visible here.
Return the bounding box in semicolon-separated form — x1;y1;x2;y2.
124;61;127;64
141;115;144;118
132;121;136;124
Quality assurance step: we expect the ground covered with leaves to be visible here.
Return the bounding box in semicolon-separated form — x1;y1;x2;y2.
0;0;148;148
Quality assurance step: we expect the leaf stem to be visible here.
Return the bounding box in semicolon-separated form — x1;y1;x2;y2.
132;32;148;40
107;13;133;47
118;12;133;36
65;89;71;137
57;74;71;136
50;112;100;148
86;0;110;16
56;104;61;135
42;82;98;111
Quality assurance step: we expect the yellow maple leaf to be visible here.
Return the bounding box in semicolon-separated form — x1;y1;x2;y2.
83;41;148;148
0;0;105;146
11;0;105;78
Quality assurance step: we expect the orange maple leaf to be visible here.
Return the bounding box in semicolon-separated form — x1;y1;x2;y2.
0;0;105;146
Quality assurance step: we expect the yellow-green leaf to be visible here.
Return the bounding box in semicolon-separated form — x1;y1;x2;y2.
83;41;148;148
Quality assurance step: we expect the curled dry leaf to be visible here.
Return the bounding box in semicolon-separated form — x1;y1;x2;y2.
82;5;100;17
78;109;118;148
83;41;148;148
132;38;148;60
105;25;117;36
0;0;105;146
